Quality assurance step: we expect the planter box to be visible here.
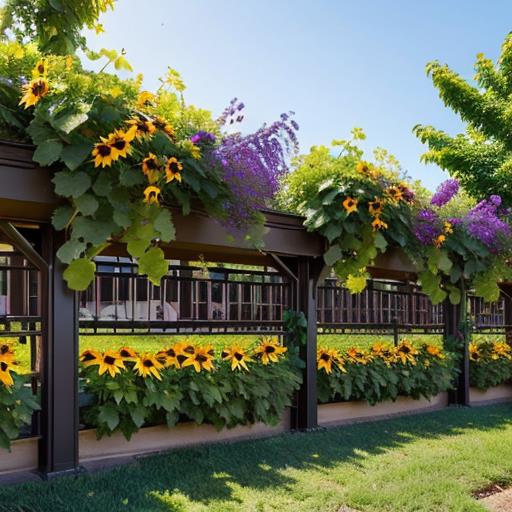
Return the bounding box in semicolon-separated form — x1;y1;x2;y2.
469;384;512;406
80;410;290;462
0;437;39;475
318;393;449;427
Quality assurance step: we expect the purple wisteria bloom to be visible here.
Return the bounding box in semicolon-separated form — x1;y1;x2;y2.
213;99;299;228
414;209;439;245
465;195;510;250
431;179;459;207
190;131;216;145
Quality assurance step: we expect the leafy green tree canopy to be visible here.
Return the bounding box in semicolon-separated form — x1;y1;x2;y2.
414;32;512;204
0;0;115;55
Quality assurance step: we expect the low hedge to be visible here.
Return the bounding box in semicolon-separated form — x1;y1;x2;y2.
317;341;457;405
469;341;512;390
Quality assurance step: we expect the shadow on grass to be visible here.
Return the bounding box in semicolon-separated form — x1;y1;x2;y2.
0;403;511;512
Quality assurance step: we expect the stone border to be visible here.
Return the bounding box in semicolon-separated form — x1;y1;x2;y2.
318;393;449;427
0;437;39;475
469;384;512;406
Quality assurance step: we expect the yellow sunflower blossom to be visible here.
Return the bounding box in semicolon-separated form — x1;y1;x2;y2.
370;342;396;364
126;117;156;139
119;346;138;361
317;348;341;374
33;58;48;78
395;340;419;365
165;157;183;183
491;342;511;360
346;347;371;365
136;90;156;109
20;77;49;108
98;350;125;378
153;116;175;138
143;185;161;205
342;197;358;215
92;136;115;168
368;198;384;217
386;186;403;203
134;353;164;380
425;344;445;359
0;360;15;387
469;342;481;362
253;337;287;365
107;127;136;160
79;349;102;367
372;217;388;231
222;344;253;371
182;345;215;373
0;343;15;364
142;153;161;183
156;346;182;369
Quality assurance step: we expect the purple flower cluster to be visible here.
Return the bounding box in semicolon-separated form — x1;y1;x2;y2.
465;195;510;250
213;99;299;228
431;179;459;207
414;209;439;245
190;131;216;145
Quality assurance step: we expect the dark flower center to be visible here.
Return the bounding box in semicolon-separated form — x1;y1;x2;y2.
177;355;187;364
183;346;195;354
113;139;127;150
196;354;207;363
166;349;176;357
32;81;46;95
143;359;154;368
320;353;330;361
400;346;410;354
120;350;131;357
104;356;115;365
0;345;9;354
0;362;8;371
234;352;243;361
82;352;96;362
264;346;275;354
98;144;112;156
145;158;158;170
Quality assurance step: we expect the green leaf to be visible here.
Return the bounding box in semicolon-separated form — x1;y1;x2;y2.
374;231;388;251
61;141;93;171
74;194;99;216
53;171;91;198
27;119;57;145
138;247;168;285
113;210;131;228
119;167;144;186
33;139;63;166
73;216;115;246
324;244;342;266
129;405;146;428
437;250;453;274
56;239;86;264
323;223;343;243
63;258;96;291
52;205;75;230
51;112;89;134
93;173;113;197
114;56;133;72
98;404;120;431
154;209;176;243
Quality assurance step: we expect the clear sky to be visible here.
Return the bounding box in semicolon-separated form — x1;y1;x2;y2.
88;0;512;191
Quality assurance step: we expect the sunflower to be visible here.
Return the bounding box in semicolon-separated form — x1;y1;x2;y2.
33;58;49;77
107;127;136;160
92;137;115;168
134;353;164;380
79;349;102;367
491;342;511;360
119;346;138;361
346;347;371;365
342;197;358;215
20;77;49;108
425;344;445;359
182;345;215;373
165;157;183;183
469;343;481;362
153;116;175;138
222;344;253;371
371;217;388;231
395;340;419;365
173;342;196;366
434;234;446;248
317;348;340;374
443;221;453;235
368;198;384;217
143;185;161;204
0;343;15;363
371;342;396;364
356;161;370;175
126;117;156;139
386;186;403;202
156;346;181;368
98;350;125;378
142;153;161;183
136;90;156;108
253;338;287;365
0;360;15;387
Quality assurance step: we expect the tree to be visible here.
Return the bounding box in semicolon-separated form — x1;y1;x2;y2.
414;32;512;204
0;0;115;55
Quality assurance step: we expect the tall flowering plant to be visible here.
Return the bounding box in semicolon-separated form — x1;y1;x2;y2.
412;179;512;304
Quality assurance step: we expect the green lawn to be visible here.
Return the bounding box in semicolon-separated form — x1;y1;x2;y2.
1;404;511;511
9;332;503;374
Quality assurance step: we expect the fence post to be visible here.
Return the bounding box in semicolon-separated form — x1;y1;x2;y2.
39;227;79;477
499;284;512;346
443;289;469;406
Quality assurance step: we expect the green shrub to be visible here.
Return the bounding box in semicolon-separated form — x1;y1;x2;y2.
469;341;512;390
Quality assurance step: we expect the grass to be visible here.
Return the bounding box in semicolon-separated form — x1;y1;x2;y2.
1;404;511;511
9;332;503;374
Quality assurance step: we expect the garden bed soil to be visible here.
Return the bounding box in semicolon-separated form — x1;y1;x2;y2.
318;393;449;427
79;409;290;462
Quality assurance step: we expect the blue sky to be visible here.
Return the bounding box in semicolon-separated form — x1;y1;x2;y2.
89;0;512;191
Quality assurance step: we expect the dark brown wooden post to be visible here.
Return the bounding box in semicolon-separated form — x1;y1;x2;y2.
443;292;469;406
39;227;79;477
499;284;512;346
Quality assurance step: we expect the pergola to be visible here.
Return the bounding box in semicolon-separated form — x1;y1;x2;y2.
0;139;470;478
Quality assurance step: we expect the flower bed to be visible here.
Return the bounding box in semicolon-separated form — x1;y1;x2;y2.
0;344;39;451
469;341;512;390
317;341;456;405
79;338;301;440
